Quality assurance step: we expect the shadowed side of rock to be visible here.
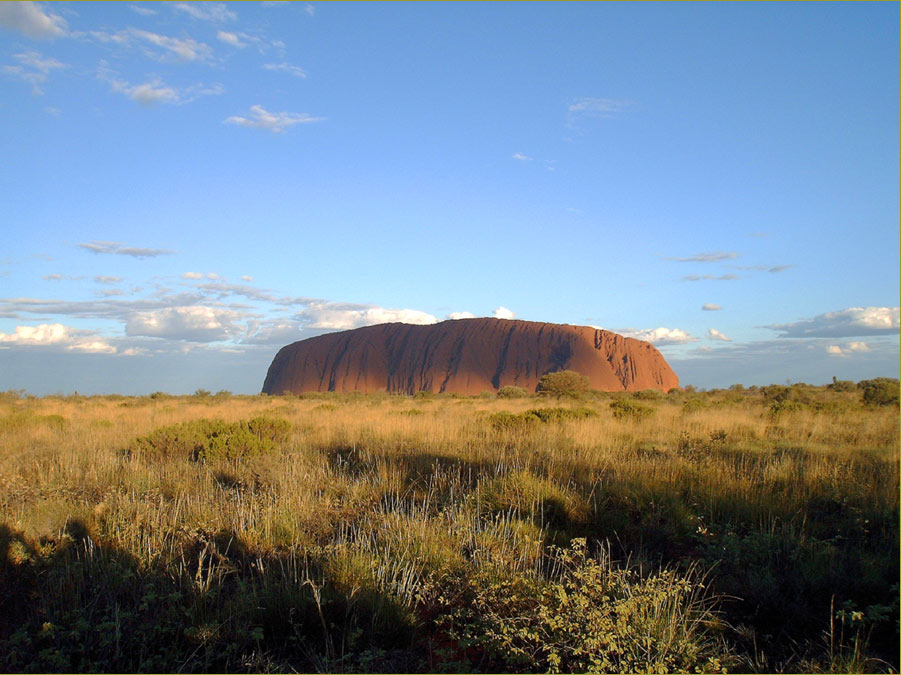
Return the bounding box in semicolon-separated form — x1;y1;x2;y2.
262;318;679;395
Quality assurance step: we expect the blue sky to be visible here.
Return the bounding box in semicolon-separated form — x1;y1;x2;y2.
1;1;898;394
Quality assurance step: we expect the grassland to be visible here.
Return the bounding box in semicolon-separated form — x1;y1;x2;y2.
0;383;898;673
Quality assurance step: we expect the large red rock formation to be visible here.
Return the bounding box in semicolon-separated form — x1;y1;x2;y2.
262;318;679;395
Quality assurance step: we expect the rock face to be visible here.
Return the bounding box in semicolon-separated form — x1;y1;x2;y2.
262;318;679;395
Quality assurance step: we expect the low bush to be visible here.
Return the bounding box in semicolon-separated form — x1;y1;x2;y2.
129;417;291;461
859;378;900;407
610;399;655;421
431;539;730;673
497;385;530;399
525;407;597;423
536;371;591;398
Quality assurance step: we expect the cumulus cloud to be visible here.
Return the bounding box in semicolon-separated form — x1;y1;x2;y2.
0;323;115;353
702;303;722;311
225;105;324;133
447;311;476;320
126;306;242;342
706;328;731;342
826;341;872;357
171;2;236;22
493;306;515;320
94;276;122;284
512;152;532;161
767;307;900;338
0;2;67;39
263;62;307;78
298;303;438;331
621;327;698;345
668;251;739;263
240;275;253;282
78;240;175;258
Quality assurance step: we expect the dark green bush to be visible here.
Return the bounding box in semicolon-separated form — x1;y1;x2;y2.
828;377;856;393
488;411;540;432
130;417;291;461
525;407;597;423
497;385;530;399
536;370;591;398
610;399;655;421
859;378;900;407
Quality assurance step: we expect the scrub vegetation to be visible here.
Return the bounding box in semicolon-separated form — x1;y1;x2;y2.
0;381;897;673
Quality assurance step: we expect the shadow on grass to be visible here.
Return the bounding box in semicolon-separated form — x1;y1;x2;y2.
0;521;426;673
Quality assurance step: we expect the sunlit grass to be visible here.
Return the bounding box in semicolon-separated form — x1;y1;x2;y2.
0;385;897;672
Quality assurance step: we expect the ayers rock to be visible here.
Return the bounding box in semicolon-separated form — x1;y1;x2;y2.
262;318;679;395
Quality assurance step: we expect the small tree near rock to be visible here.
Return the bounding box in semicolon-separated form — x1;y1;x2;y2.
536;370;590;398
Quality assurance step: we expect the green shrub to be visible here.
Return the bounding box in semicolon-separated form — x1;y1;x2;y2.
488;411;540;432
536;370;591;398
632;389;664;401
682;398;707;414
431;539;729;673
497;385;530;399
859;378;900;407
129;416;291;461
828;377;856;393
525;407;597;423
610;399;655;421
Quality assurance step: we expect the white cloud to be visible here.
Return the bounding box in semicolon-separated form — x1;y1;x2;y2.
512;152;532;161
121;28;213;63
112;77;179;105
78;240;175;258
126;306;241;342
305;3;315;16
263;62;307;78
682;274;739;282
182;272;221;281
94;276;122;284
100;62;224;105
447;311;476;320
493;306;515;320
0;323;115;353
702;303;722;311
240;275;253;282
2;50;67;94
668;251;739;263
225;105;324;133
0;2;67;39
568;97;632;118
767;307;900;338
217;30;244;47
171;2;236;22
129;4;157;16
621;327;698;345
298;303;438;331
827;341;872;357
734;264;792;273
706;328;731;342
